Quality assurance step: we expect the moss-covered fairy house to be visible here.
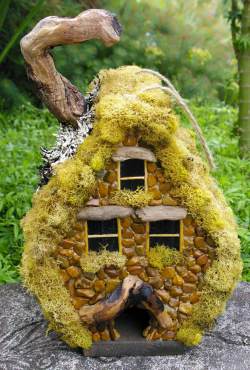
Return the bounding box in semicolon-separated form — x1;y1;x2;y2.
20;9;242;351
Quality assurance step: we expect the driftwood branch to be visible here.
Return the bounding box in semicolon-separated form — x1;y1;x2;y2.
20;9;122;125
79;275;173;329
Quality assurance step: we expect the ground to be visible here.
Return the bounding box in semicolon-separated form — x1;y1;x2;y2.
0;282;249;370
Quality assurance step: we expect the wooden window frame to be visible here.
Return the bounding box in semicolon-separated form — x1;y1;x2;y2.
84;219;121;254
146;220;184;252
118;159;147;190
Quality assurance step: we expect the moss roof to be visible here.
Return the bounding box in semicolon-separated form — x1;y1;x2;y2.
21;65;242;348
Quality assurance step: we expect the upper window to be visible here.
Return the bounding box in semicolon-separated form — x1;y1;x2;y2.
120;159;145;191
120;159;144;177
149;219;180;250
87;219;118;252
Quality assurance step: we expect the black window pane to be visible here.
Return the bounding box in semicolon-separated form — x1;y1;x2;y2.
121;179;144;191
150;237;179;250
150;220;179;234
121;159;144;177
88;237;118;252
88;220;117;235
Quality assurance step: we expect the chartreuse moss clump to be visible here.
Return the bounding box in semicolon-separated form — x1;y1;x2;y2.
20;257;92;348
80;248;127;274
110;188;153;208
148;245;185;270
21;65;242;349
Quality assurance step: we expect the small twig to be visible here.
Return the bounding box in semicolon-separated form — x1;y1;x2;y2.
138;69;216;170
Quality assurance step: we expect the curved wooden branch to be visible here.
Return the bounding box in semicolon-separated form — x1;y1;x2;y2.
20;9;122;125
79;275;173;330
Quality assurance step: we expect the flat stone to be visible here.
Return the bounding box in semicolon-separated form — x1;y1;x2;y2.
0;283;249;369
112;146;156;162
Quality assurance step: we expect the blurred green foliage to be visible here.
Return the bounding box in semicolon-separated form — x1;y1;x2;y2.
0;102;249;283
0;0;237;109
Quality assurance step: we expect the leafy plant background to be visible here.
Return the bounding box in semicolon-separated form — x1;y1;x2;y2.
0;0;249;283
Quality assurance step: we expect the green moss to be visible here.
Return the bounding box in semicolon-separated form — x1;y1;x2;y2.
21;65;242;349
80;248;127;273
148;245;185;270
21;257;92;349
176;324;203;346
110;188;153;208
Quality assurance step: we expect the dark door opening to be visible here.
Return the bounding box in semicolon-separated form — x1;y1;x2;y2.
115;306;151;341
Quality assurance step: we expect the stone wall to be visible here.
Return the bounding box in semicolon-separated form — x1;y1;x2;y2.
53;131;217;342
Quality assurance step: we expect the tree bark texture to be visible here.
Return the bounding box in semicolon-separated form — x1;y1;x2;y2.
20;9;122;126
238;0;250;156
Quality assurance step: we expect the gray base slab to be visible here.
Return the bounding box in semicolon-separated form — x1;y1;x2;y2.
0;282;250;370
84;308;189;356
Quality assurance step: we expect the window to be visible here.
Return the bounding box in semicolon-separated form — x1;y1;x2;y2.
119;159;145;191
149;219;180;250
120;159;144;177
86;219;119;252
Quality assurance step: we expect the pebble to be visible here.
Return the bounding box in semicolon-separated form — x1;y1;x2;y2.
98;182;108;197
162;196;178;206
159;182;171;194
146;266;159;277
75;288;95;299
162;266;176;279
147;162;157;173
135;245;145;256
106;279;120;293
126;256;141;266
120;217;132;228
184;225;195;236
92;332;101;342
183;271;198;283
170;286;183;297
197;254;209;266
100;329;110;341
194;236;207;249
172;274;184;286
122;239;135;247
122;247;135;257
94;280;105;292
131;222;146;234
60;269;70;283
183;215;193;226
105;268;120;278
155;289;170;303
72;297;89;309
190;291;201;303
134;235;146;245
61;240;76;249
66;266;81;278
148;174;157;187
148;276;164;289
127;265;143;275
179;302;192;315
164;304;178;319
122;229;134;238
183;283;196;293
169;297;179;308
189;264;201;273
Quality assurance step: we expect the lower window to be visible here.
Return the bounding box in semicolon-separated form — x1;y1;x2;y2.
87;219;119;252
149;219;180;250
88;237;119;252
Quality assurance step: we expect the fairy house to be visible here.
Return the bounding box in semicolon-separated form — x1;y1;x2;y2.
20;9;242;351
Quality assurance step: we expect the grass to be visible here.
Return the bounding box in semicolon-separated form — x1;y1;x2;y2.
0;101;249;283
